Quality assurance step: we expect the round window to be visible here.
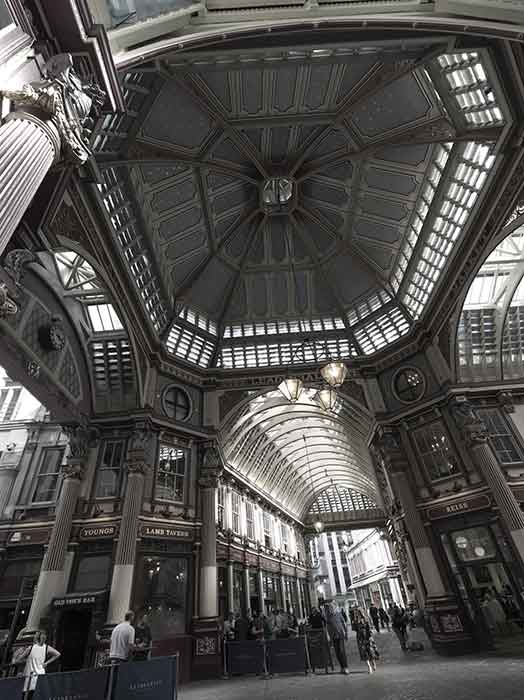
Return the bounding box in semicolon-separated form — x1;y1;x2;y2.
393;367;425;404
162;385;192;421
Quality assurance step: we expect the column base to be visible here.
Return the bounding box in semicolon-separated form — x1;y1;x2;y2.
192;618;222;680
424;595;480;655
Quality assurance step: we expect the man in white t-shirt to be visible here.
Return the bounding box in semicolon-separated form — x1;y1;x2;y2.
110;611;136;663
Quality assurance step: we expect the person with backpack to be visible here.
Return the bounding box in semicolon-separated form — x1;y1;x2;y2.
22;630;61;699
391;603;409;651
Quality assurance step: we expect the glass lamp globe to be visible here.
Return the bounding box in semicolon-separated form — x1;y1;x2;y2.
320;361;348;388
278;377;304;402
313;520;324;534
317;387;338;411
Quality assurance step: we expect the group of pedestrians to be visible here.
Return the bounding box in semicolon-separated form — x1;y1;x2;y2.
223;609;300;642
109;610;153;664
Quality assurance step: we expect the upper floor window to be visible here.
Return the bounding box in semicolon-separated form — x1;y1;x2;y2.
231;491;240;534
280;523;289;553
412;422;460;481
32;448;64;503
0;388;21;421
156;445;188;502
217;485;225;529
246;502;255;540
94;440;125;498
263;513;272;549
477;408;523;464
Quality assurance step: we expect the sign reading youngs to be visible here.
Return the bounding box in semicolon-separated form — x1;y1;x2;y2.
114;656;177;700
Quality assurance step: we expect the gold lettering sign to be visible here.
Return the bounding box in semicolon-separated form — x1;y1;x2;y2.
79;525;117;540
140;524;192;539
427;494;490;521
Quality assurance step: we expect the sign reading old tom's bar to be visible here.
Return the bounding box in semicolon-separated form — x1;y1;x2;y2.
140;523;194;540
427;494;491;521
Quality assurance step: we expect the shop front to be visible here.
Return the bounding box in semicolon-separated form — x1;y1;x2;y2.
51;591;108;670
429;495;524;649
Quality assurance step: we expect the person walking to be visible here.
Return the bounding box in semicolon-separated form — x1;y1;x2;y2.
23;631;61;699
134;612;153;660
369;603;380;633
355;610;379;674
109;611;136;664
378;606;390;630
391;603;409;651
325;603;349;675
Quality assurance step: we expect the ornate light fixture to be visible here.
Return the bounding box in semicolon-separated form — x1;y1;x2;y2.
278;377;304;403
320;360;348;388
313;520;324;534
316;386;338;412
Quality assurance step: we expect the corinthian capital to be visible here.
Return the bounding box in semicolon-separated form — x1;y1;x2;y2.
199;441;222;489
450;396;488;446
1;53;105;165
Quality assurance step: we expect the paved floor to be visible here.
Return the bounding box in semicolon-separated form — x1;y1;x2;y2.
181;630;524;700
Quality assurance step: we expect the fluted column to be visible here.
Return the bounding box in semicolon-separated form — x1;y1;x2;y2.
451;398;524;564
226;561;234;614
0;53;104;258
296;577;304;618
199;442;221;619
376;428;446;602
25;424;92;632
257;568;265;615
243;567;250;613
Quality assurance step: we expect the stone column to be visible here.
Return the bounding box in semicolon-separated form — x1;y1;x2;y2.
0;53;104;258
198;443;221;619
106;422;153;625
25;424;92;633
451;397;524;564
296;577;304;617
226;561;234;614
377;428;446;601
243;567;250;613
257;568;265;615
279;574;287;611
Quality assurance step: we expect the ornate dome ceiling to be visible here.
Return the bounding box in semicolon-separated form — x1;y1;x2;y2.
95;34;510;369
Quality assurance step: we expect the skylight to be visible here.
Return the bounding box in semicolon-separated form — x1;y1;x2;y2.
55;251;101;295
353;306;410;355
217;337;356;370
87;303;123;332
223;316;345;339
177;305;218;336
403;142;496;319
437;52;505;128
97;168;169;333
165;323;215;368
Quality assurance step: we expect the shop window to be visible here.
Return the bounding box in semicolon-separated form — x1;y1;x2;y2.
156;445;188;502
94;440;125;498
476;408;523;464
451;526;497;563
231;491;240;534
263;513;272;549
32;448;64;503
71;555;112;592
412;422;460;481
246;502;255;540
134;556;188;637
0;559;41;597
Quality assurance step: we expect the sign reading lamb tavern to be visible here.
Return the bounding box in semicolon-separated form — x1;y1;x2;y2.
140;523;194;540
427;494;491;521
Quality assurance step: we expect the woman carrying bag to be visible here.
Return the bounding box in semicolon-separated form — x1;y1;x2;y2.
22;631;61;699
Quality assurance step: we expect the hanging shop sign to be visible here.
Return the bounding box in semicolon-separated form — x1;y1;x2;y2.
52;591;108;609
140;522;194;540
427;494;491;521
79;524;117;540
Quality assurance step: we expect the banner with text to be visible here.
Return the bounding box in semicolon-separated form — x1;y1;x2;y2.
226;641;265;675
114;656;177;700
266;638;307;674
0;675;25;699
34;667;109;700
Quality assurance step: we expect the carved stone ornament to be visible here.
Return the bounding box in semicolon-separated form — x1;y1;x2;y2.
199;442;222;489
497;391;515;414
61;460;85;481
38;316;66;352
0;283;17;317
1;53;105;165
127;460;150;476
450;397;488;446
63;422;96;460
4;249;35;286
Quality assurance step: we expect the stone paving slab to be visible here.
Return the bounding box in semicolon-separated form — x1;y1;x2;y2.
181;631;524;700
